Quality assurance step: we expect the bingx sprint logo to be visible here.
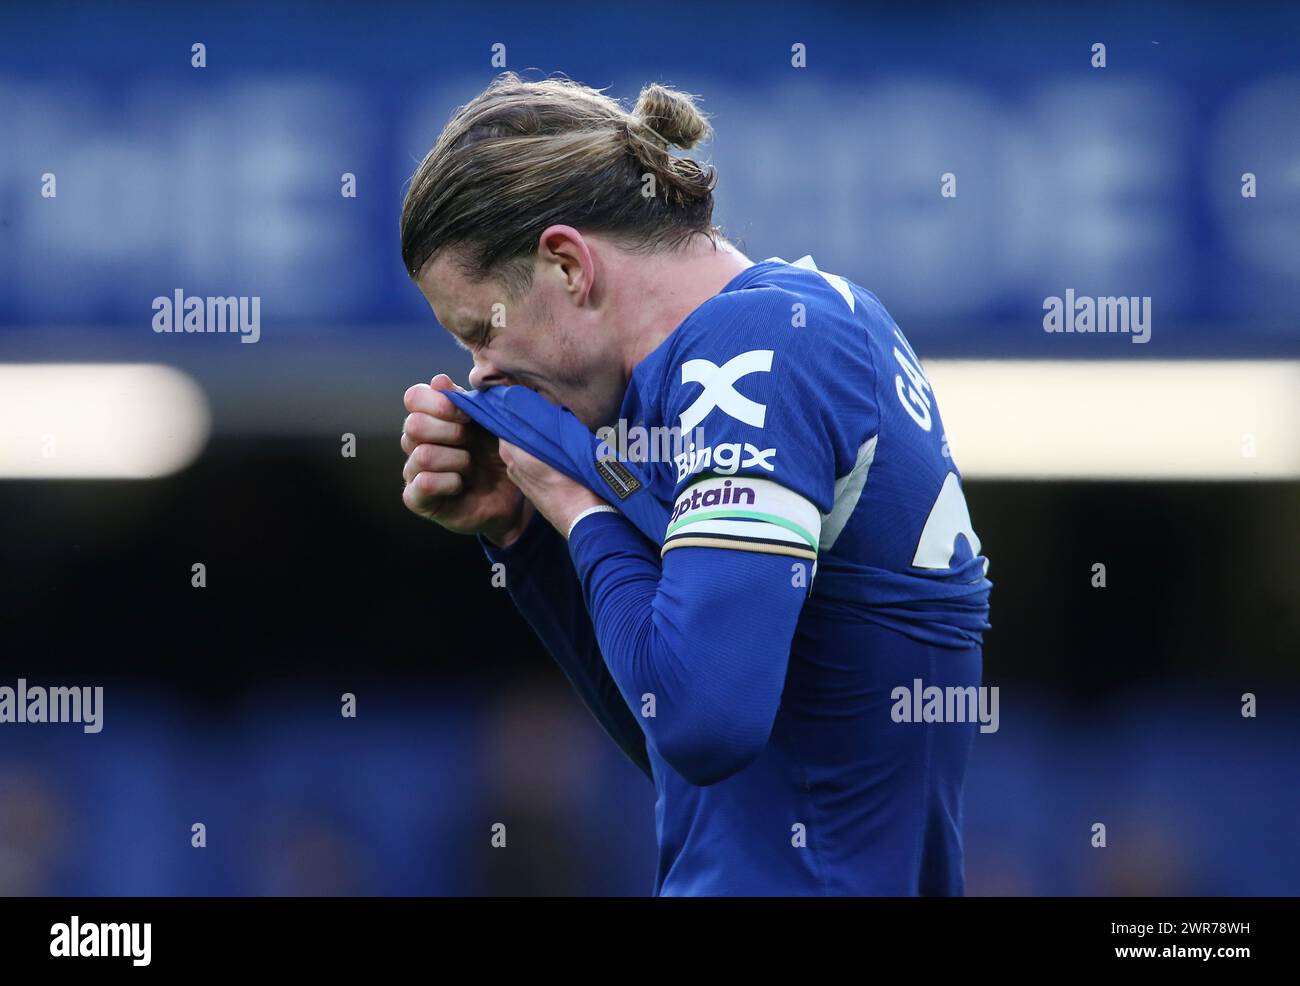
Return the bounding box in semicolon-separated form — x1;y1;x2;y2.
674;349;777;482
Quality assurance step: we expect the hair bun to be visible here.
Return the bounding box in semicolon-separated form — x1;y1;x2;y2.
632;83;711;150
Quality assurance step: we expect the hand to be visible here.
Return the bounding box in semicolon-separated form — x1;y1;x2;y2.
401;374;534;546
497;439;607;538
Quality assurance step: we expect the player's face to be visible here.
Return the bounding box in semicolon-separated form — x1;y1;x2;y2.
417;250;626;430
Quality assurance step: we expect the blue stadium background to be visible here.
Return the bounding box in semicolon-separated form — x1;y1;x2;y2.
1;0;1297;895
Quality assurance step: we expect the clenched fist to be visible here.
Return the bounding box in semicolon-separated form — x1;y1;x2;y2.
401;374;533;547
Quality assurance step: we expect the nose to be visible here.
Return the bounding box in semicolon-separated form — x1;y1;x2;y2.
468;355;509;391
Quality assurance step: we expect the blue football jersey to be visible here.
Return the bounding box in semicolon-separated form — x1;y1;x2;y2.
465;255;993;895
601;256;993;894
623;255;991;649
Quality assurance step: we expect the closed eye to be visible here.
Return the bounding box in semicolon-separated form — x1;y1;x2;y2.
447;319;491;354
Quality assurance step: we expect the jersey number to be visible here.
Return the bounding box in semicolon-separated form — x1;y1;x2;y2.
913;472;984;571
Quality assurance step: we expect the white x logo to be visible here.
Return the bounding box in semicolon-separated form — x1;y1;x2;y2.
677;349;773;435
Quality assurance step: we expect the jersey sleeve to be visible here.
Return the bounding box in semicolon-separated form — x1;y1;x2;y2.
660;285;877;561
568;508;808;787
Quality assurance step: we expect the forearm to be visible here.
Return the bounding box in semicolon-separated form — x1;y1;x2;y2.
567;511;805;786
480;509;652;779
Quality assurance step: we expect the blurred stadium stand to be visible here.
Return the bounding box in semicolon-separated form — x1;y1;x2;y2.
1;0;1297;894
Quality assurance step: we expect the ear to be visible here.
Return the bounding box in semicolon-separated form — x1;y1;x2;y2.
537;225;595;306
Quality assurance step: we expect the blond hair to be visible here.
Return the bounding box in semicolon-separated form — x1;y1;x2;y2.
400;73;718;293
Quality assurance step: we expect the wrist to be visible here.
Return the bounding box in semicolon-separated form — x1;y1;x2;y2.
566;504;619;540
483;500;536;549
